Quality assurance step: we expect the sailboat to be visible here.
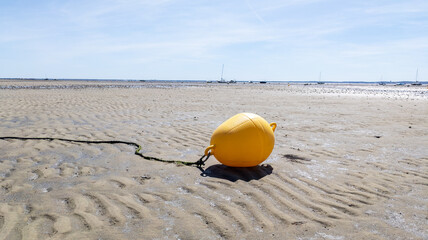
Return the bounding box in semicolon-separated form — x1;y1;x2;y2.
317;72;325;84
411;68;422;85
378;75;386;85
218;64;227;83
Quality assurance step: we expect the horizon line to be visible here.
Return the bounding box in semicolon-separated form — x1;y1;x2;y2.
1;77;427;83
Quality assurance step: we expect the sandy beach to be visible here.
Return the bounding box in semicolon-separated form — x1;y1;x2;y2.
0;80;427;239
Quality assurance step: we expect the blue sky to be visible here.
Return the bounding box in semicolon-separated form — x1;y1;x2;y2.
1;0;427;81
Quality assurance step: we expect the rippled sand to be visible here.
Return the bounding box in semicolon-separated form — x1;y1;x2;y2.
0;80;427;239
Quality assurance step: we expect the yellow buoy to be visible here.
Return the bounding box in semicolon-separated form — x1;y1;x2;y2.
204;113;276;167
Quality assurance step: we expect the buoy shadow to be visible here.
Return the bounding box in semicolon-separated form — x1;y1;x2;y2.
201;164;273;182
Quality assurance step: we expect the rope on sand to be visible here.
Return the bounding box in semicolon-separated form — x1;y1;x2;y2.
0;136;210;169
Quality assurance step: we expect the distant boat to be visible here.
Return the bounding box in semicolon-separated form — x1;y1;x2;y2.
260;81;267;84
217;64;237;83
378;75;386;85
377;75;386;86
411;68;422;85
317;72;325;84
218;64;227;83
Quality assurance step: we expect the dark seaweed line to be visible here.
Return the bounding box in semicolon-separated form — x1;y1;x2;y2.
0;136;207;167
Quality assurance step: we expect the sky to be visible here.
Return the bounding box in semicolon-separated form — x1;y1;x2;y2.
1;0;427;81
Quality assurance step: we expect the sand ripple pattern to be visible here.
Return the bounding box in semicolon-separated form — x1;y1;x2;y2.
1;82;427;239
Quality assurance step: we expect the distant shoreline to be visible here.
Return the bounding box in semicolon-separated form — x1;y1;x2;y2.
0;77;426;85
1;78;427;100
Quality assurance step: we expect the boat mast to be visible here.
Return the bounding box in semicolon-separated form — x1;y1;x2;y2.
416;68;419;83
221;64;224;81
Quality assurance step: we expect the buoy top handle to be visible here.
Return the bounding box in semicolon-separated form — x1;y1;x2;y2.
270;122;277;132
204;145;215;156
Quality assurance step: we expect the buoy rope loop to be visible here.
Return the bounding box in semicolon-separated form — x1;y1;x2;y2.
204;145;215;156
195;152;211;168
0;136;209;168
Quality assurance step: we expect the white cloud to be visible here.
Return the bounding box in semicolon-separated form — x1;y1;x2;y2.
364;1;428;14
341;37;428;57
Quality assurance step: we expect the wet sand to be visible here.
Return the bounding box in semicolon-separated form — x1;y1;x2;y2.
0;80;427;239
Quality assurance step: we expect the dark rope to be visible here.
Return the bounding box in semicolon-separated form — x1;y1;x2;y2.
0;136;211;168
